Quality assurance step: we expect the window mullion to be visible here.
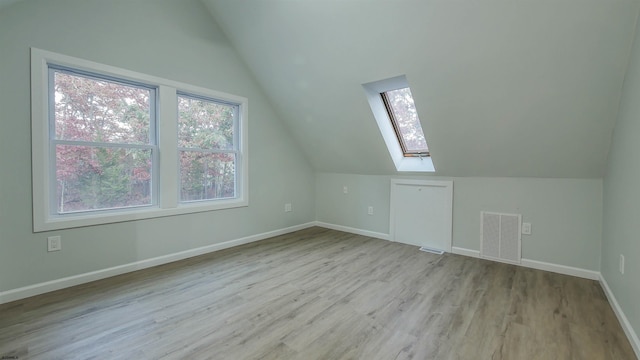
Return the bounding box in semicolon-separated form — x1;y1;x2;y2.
158;85;179;209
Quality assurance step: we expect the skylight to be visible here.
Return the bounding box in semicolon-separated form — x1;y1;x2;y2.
380;87;429;157
362;75;435;172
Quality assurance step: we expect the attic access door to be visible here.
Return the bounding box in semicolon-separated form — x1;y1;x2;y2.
390;179;453;252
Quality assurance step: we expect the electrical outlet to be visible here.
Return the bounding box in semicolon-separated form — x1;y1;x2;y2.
522;222;531;235
367;206;374;215
47;236;62;252
620;254;625;275
343;186;348;194
285;203;292;212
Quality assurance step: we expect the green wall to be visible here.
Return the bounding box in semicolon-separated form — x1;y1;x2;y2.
1;3;637;350
316;173;602;271
602;3;640;343
0;0;315;292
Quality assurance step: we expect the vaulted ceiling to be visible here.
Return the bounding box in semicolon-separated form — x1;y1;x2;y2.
0;0;637;177
203;0;640;177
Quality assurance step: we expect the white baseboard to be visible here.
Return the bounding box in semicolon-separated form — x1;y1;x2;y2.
520;258;600;280
312;228;600;282
0;222;316;304
449;246;600;280
315;226;597;281
313;221;391;241
599;274;640;359
452;246;480;258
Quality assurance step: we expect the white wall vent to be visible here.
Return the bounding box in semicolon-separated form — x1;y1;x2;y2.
481;211;521;264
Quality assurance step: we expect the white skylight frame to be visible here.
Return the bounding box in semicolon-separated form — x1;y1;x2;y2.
363;75;435;172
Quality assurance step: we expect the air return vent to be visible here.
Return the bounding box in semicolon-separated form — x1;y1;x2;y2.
481;212;521;264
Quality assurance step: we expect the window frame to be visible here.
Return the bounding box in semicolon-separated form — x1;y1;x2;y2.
31;48;248;232
177;92;240;203
48;66;160;214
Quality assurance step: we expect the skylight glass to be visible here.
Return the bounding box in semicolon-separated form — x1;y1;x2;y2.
381;87;429;156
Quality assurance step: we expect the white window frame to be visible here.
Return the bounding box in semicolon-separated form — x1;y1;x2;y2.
31;48;248;232
48;66;160;214
177;92;241;203
363;75;435;172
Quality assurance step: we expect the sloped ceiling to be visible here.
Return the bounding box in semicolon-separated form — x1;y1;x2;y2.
1;0;636;177
0;0;20;8
0;0;637;177
203;0;640;177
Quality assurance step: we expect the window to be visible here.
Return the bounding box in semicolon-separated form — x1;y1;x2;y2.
362;75;435;172
51;68;157;214
32;48;248;231
178;94;238;202
380;87;430;157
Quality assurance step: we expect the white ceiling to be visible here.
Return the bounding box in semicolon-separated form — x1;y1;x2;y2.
203;0;640;177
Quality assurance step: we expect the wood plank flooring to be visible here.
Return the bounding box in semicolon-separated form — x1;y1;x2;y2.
0;227;636;359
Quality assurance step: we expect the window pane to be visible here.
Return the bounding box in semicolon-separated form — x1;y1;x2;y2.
53;71;151;145
384;88;429;153
178;95;235;150
180;151;235;201
55;145;152;213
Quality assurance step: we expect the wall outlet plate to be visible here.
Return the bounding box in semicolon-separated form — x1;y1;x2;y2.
284;203;292;212
47;236;62;252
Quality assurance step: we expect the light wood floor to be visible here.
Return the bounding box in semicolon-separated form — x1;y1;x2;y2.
0;227;636;359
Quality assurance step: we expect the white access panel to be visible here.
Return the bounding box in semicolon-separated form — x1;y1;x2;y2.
390;179;453;252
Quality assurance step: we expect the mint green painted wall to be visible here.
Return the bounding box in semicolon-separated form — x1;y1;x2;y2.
0;0;315;292
602;7;640;339
315;173;392;235
316;173;602;270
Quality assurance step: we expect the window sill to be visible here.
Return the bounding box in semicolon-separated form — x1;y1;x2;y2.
397;156;435;172
34;198;248;232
